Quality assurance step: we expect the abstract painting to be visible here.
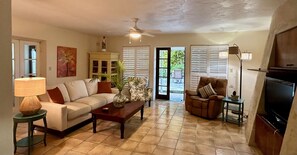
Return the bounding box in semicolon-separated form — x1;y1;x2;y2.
57;46;77;77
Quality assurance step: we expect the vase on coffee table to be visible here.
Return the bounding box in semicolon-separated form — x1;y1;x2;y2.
113;90;127;108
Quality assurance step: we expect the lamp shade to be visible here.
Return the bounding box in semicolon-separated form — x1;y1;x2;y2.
14;77;46;97
229;46;239;54
241;52;252;60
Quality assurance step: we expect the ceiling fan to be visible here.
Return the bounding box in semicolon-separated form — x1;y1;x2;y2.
127;18;160;40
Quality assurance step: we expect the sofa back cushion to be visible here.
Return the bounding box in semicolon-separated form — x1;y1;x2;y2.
197;76;227;96
47;83;71;102
84;78;99;96
65;80;89;101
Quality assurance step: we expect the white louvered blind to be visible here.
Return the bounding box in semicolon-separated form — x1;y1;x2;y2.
190;45;228;91
122;46;150;78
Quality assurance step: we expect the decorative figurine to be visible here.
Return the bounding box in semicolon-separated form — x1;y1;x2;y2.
102;36;106;51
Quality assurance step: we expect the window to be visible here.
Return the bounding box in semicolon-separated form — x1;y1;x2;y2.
190;45;228;91
122;46;150;78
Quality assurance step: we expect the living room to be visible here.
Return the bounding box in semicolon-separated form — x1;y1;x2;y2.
1;0;297;155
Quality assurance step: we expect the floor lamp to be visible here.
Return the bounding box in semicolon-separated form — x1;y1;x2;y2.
228;44;252;99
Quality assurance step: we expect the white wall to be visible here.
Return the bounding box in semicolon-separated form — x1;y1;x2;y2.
12;16;98;86
107;31;268;112
0;0;13;154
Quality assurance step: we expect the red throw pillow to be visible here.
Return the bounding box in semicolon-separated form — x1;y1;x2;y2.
47;87;65;104
97;82;112;93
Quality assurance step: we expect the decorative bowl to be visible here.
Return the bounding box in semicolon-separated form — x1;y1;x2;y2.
229;95;239;101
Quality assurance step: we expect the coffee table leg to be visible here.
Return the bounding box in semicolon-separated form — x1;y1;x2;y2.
141;105;144;120
120;123;124;139
92;114;97;133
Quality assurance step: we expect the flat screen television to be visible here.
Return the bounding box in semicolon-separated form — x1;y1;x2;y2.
265;77;295;134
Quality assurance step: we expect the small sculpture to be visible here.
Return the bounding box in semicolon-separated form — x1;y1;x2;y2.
102;36;106;51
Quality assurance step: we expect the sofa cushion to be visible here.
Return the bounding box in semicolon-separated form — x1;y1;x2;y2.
48;84;71;102
75;96;107;110
64;102;91;120
65;80;89;101
92;93;115;104
47;87;65;104
97;82;112;93
84;79;99;96
198;83;216;98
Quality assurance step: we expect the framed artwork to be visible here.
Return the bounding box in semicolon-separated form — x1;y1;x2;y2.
57;46;77;77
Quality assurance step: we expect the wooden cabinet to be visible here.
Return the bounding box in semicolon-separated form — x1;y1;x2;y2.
89;52;119;81
255;114;283;155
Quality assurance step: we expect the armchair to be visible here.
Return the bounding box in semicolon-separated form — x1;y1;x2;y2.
122;77;152;106
185;76;227;119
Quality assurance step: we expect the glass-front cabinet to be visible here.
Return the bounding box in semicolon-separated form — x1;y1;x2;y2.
89;52;119;81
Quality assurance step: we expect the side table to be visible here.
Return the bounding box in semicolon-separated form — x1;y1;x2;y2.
13;109;47;155
221;97;244;126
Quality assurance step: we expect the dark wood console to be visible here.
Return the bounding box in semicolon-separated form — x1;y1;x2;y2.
255;114;283;155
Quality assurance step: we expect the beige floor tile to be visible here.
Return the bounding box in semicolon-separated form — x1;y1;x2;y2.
128;132;146;142
236;151;256;155
158;137;178;149
31;144;54;155
174;150;195;155
57;138;83;149
102;135;125;146
216;148;237;155
134;142;157;154
196;144;216;155
65;150;87;155
163;130;180;140
176;140;196;153
147;128;165;137
196;137;215;146
141;135;161;144
155;123;168;129
85;133;108;143
233;144;256;154
179;133;196;143
44;146;71;155
214;138;234;150
88;144;115;155
70;132;93;141
153;146;174;155
120;140;139;151
71;141;98;153
110;148;132;155
167;125;182;132
47;135;69;146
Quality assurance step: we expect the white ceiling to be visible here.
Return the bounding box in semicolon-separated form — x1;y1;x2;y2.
12;0;285;36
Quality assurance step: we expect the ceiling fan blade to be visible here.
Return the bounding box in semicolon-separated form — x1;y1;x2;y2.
142;32;154;37
145;29;161;33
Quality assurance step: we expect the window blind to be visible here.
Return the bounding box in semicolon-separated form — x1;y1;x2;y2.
190;45;228;91
122;46;150;79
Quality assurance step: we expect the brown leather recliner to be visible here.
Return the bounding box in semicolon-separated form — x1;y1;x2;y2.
185;76;228;119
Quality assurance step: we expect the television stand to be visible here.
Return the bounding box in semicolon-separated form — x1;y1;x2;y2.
255;114;283;155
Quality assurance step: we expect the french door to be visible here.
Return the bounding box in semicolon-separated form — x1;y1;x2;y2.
156;48;171;100
12;39;40;107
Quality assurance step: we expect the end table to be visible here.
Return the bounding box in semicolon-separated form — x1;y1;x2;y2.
13;109;47;155
221;97;244;126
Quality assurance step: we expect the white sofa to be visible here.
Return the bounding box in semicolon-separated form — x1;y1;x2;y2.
35;79;117;137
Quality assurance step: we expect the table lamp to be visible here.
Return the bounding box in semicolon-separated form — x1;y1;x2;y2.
14;77;46;116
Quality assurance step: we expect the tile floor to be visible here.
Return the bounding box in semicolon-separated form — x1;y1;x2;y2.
15;100;262;155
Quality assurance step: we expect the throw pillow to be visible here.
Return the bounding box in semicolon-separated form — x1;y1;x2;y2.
97;81;112;93
47;87;65;104
198;83;217;98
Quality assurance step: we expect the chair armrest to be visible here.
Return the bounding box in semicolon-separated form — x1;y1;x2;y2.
185;90;197;96
111;88;119;94
34;102;67;131
209;95;224;100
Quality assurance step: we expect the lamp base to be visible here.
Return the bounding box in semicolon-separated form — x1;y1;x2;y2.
19;96;42;116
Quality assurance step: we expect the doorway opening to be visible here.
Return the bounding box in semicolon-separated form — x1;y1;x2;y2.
155;47;185;101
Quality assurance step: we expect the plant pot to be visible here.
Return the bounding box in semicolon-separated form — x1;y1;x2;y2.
113;91;127;108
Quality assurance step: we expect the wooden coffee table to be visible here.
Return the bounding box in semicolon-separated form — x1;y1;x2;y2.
91;101;145;139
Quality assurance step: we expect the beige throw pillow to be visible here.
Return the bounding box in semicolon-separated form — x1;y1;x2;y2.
198;83;217;98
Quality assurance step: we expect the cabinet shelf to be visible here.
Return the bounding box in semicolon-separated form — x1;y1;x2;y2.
89;52;119;81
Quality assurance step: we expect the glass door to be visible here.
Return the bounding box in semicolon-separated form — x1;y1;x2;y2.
156;48;171;100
